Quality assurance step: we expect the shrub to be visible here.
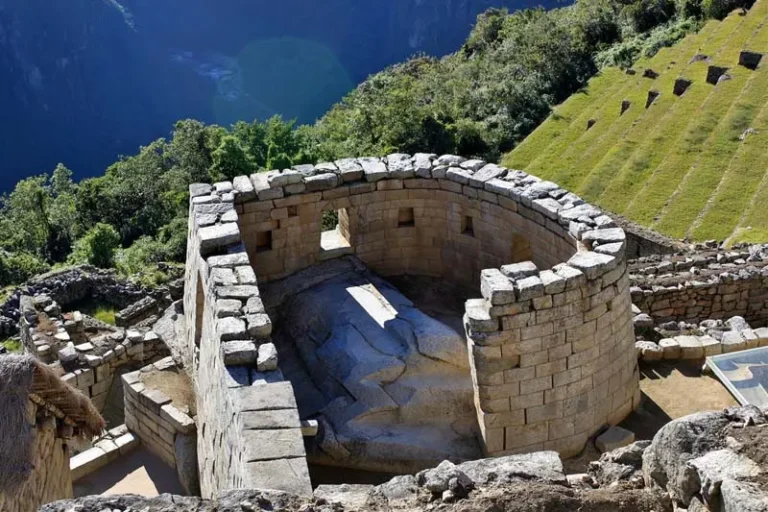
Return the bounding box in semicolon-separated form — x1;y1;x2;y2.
115;236;167;275
701;0;751;19
69;223;121;268
0;251;50;287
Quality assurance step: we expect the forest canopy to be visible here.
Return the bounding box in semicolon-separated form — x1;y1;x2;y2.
0;0;748;287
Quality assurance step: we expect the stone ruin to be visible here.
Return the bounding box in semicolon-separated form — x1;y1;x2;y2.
183;152;639;498
5;154;768;511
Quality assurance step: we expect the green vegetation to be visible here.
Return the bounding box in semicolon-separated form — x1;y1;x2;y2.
88;306;118;326
504;0;768;242
0;0;755;289
2;338;22;353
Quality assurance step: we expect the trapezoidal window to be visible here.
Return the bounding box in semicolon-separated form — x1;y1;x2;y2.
320;208;352;256
255;230;272;252
398;207;415;227
461;215;475;237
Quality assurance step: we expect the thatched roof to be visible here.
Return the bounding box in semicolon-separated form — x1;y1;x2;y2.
0;355;105;491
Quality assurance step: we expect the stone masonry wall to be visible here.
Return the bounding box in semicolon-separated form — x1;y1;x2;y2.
629;247;768;326
217;152;638;461
0;402;72;512
184;185;311;499
236;157;575;289
122;358;198;494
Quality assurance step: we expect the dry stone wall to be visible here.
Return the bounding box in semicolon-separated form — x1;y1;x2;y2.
209;153;638;462
122;358;198;494
0;402;73;512
629;245;768;326
184;186;311;499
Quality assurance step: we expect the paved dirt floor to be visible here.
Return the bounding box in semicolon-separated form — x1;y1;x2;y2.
73;447;185;498
622;361;738;441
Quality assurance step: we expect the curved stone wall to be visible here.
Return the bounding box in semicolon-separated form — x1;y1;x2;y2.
184;152;639;488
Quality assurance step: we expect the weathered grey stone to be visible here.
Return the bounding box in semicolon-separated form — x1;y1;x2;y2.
469;164;505;188
244;296;265;314
386;153;415;179
233;381;298;411
583;228;627;246
659;338;681;359
539;270;566;294
481;269;515;305
516;276;544;301
359;157;388;182
199;223;241;256
216;299;242;318
175;433;200;495
314;484;375;508
257;342;279;371
190;183;213;198
500;261;538;280
335;158;365;182
725;316;750;332
720;478;768;512
567;251;616;280
676;335;704;359
233;175;255;195
417;460;473;495
596;426;636;453
217;317;247;341
376;474;420;507
457;451;567;486
436;154;466;166
304;173;339;192
721;331;746;353
636;341;663;362
221;340;258;365
246;314;272;337
240;409;300;430
465;299;499;334
217;286;260;300
689;449;761;507
532;198;563;219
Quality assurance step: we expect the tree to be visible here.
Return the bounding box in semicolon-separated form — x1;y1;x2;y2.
210;135;253;180
69;223;121;268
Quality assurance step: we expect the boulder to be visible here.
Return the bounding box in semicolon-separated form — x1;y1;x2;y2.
456;451;567;486
642;406;766;507
417;460;473;496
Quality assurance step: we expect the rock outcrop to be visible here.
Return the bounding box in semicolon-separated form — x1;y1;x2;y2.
262;257;480;472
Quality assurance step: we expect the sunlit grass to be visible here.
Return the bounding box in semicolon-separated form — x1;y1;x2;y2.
502;67;625;170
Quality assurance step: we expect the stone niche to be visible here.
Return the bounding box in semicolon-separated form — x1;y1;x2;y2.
183;153;639;497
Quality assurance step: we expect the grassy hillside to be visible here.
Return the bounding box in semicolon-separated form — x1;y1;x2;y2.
503;1;768;243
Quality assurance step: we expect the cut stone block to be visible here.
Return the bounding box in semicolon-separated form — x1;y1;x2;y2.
596;426;635;453
222;340;259;365
501;261;538;279
698;335;722;357
676;335;704;359
257;343;279;372
481;269;516;305
199;223;241;256
659;338;681;360
721;331;747;353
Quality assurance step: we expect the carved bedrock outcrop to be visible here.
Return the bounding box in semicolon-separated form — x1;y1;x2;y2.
184;152;639;497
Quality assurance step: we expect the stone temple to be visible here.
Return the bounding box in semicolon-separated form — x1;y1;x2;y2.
184;153;639;497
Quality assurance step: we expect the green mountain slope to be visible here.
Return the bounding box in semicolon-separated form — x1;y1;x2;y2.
503;1;768;243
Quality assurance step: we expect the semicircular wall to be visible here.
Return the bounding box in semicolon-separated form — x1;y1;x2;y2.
188;153;638;479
